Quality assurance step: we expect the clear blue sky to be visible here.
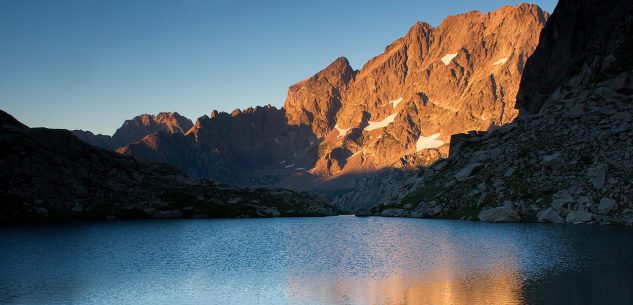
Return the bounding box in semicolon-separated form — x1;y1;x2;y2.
0;0;558;135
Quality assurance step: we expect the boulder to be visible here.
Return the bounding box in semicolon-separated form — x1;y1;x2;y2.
431;160;449;171
470;151;492;163
537;207;563;223
381;209;404;217
478;207;521;223
593;86;619;100
597;197;617;214
551;190;575;209
543;152;565;170
587;164;608;190
565;207;593;224
454;163;483;182
612;72;633;92
504;166;517;177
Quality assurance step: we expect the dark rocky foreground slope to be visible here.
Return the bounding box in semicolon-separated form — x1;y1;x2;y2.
0;111;336;223
367;0;633;225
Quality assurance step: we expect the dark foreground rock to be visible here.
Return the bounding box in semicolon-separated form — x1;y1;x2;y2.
0;111;337;223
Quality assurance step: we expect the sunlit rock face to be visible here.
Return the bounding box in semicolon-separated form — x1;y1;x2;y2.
284;57;355;139
285;4;548;177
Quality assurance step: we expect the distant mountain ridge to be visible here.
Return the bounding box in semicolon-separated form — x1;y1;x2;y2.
117;105;318;186
73;112;193;150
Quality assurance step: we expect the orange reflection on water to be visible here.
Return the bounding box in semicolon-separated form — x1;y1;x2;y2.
285;222;524;305
286;264;523;305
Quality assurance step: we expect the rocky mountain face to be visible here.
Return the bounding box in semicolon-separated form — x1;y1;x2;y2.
73;112;193;150
287;4;548;179
368;0;633;225
0;110;336;223
87;4;547;201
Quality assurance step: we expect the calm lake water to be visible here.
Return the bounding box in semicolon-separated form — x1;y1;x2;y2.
1;216;633;305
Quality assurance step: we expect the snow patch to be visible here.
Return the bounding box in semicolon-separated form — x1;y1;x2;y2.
364;113;397;131
334;124;350;138
295;168;306;171
493;57;509;66
284;164;295;168
441;53;458;65
280;160;286;164
416;133;445;152
390;97;403;109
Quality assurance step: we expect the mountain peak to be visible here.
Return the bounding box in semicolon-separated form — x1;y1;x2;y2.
284;56;356;137
291;56;355;90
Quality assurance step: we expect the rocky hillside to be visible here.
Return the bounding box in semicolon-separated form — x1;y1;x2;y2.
85;4;547;197
369;0;633;225
0;110;336;223
73;112;193;150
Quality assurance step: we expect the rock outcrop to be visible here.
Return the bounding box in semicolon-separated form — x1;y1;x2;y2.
370;0;633;225
0;110;336;222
